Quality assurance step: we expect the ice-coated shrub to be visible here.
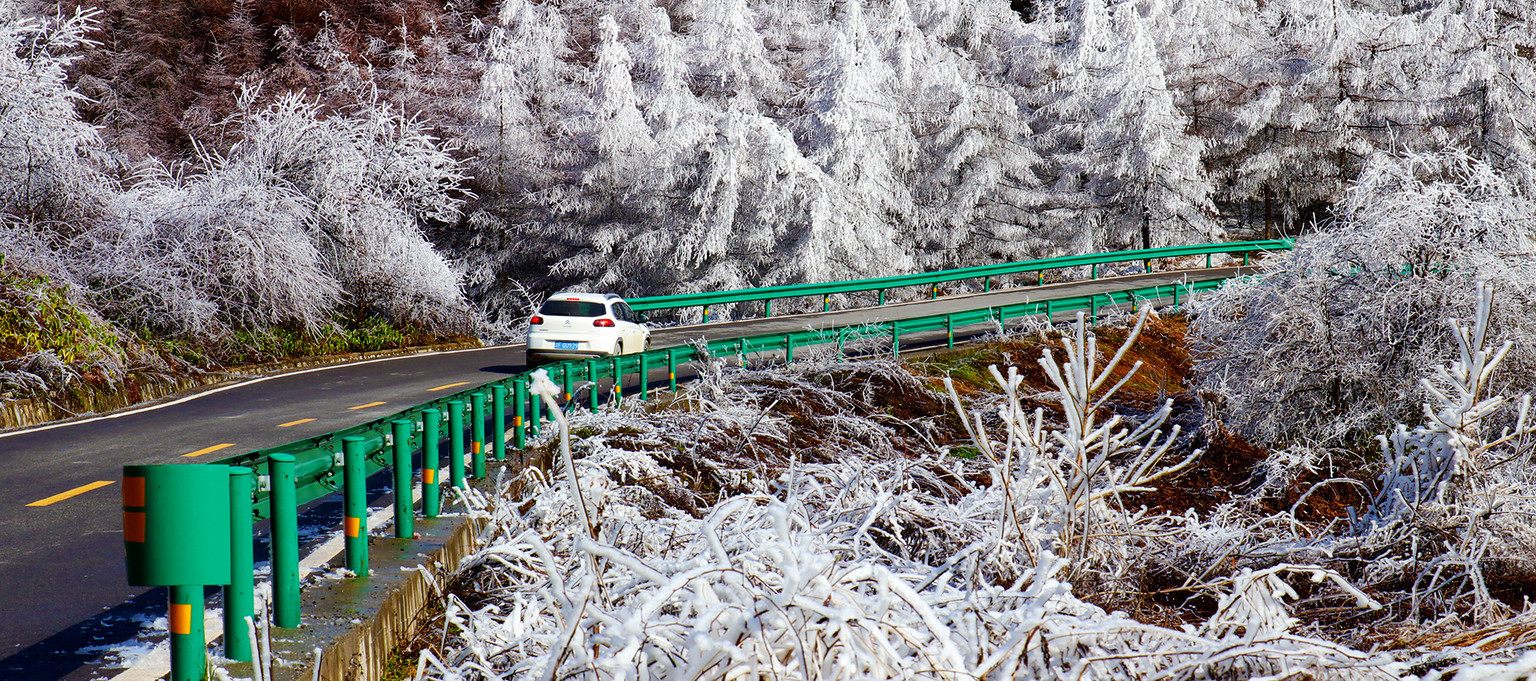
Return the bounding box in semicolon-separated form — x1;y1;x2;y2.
1191;150;1536;446
75;93;476;341
82;162;341;338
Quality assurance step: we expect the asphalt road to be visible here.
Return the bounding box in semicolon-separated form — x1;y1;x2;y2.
0;266;1241;680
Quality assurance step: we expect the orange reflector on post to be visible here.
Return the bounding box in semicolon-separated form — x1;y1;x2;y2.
471;442;481;454
170;602;192;635
124;511;146;543
424;469;436;484
345;516;360;538
123;477;145;507
513;416;522;427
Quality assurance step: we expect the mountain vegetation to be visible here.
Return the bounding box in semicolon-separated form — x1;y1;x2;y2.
2;0;1534;401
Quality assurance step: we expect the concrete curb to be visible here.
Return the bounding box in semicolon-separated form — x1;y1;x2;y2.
1;341;482;432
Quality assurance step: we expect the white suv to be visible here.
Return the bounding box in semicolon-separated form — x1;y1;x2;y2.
526;292;651;367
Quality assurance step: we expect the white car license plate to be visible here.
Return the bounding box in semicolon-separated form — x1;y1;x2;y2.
554;341;579;350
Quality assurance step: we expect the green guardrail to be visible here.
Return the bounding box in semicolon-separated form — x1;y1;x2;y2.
123;242;1282;680
627;239;1291;321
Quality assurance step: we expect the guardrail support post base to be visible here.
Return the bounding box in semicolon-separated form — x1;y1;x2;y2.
391;420;414;539
168;585;206;681
667;350;678;392
470;392;487;479
342;436;368;576
513;381;526;449
639;354;649;401
447;401;466;490
422;409;441;517
492;385;507;461
268;453;300;627
225;468;253;662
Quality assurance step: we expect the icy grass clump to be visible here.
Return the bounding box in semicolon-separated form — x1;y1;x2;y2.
412;298;1536;680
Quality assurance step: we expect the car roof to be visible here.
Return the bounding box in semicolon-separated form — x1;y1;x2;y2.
546;292;622;304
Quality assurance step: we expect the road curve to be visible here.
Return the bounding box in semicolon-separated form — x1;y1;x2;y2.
0;266;1241;680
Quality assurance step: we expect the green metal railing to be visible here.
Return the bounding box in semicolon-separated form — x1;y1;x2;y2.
628;239;1290;321
123;241;1287;680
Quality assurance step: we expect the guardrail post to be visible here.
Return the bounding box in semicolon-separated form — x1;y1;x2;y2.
930;283;938;300
1038;271;1044;286
447;400;466;490
1173;285;1181;309
667;349;678;391
1144;259;1151;273
611;356;623;406
562;365;573;402
470;392;487;478
823;294;830;312
391;420;414;539
946;315;954;348
639;353;650;401
984;276;991;292
1244;251;1251;266
168;585;205;681
703;306;710;323
891;321;901;355
492;385;507;461
588;358;601;411
422;408;440;517
1207;253;1212;268
1092;264;1098;279
225;467;253;662
878;289;885;305
268;453;300;627
531;380;543;437
784;334;794;363
342;436;368;576
1044;300;1052;322
1089;295;1098;322
513;380;527;449
764;299;772;318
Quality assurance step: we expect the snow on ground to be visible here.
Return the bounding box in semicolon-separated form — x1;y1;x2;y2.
409;307;1536;681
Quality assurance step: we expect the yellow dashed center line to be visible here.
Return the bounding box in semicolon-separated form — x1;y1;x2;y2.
348;402;386;410
181;443;235;458
28;480;115;507
428;382;469;392
278;418;315;428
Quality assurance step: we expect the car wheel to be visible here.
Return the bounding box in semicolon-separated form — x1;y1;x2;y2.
525;350;542;368
644;337;651;352
613;341;623;357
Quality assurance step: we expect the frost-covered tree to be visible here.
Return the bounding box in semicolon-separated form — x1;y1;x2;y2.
1192;150;1536;446
1076;11;1214;249
0;4;109;226
793;0;916;279
83;94;475;339
472;0;576;195
689;0;783;110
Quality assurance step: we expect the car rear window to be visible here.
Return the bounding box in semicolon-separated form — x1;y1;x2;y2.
540;300;608;317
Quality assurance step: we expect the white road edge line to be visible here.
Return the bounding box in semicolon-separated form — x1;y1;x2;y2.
0;344;511;440
109;488;429;681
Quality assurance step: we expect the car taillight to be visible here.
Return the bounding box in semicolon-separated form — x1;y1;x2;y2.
593;318;615;327
530;315;544;325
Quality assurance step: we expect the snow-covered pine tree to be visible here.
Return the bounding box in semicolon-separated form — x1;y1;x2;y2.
886;0;1045;269
1077;10;1214;249
472;0;575;196
793;0;916;281
689;0;783;111
1436;0;1536;197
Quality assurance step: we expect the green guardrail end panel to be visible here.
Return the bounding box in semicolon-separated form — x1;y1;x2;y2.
123;464;232;586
